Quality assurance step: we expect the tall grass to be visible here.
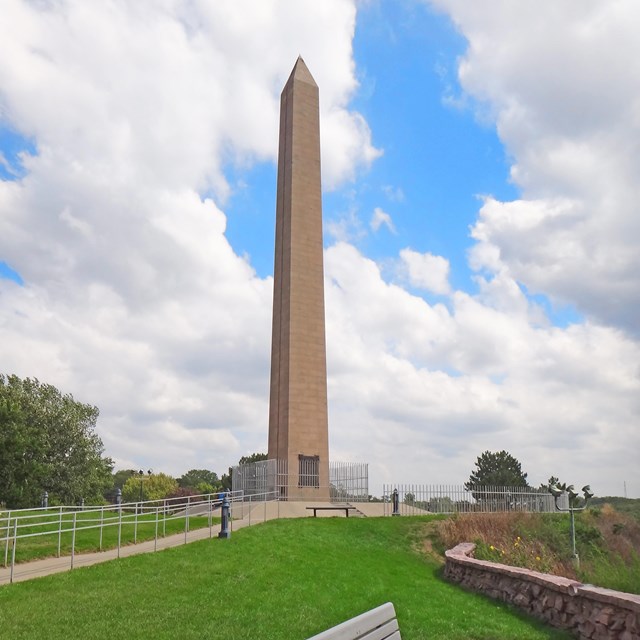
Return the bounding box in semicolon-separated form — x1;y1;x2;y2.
435;506;640;594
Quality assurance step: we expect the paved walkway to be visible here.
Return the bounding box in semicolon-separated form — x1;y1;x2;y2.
0;501;375;586
0;519;249;586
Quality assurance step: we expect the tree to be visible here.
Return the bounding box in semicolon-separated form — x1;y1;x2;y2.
465;450;529;490
121;472;178;503
112;469;138;490
178;469;220;490
0;374;113;508
220;452;268;491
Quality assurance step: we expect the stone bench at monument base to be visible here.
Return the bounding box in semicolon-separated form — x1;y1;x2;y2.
306;602;401;640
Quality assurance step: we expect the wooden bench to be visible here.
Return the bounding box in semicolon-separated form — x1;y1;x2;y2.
306;506;356;518
307;602;401;640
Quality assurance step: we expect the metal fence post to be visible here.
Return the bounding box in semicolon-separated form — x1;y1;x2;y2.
154;507;159;552
99;505;104;550
3;510;10;568
10;518;17;584
57;506;62;557
134;506;138;544
208;497;213;539
70;512;77;570
117;507;122;559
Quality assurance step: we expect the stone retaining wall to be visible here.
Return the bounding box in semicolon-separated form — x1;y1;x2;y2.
444;543;640;640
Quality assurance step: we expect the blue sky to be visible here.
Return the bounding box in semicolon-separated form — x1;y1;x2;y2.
225;2;517;289
0;1;638;497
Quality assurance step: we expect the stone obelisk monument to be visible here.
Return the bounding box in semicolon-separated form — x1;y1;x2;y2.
268;57;329;499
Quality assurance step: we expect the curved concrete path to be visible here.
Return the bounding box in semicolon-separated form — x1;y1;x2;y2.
0;501;376;585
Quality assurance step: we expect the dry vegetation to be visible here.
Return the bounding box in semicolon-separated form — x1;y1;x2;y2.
434;505;640;593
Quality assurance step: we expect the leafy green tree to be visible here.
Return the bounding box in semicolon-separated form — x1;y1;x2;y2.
178;469;220;490
122;472;178;503
113;469;138;489
0;374;113;508
465;450;529;490
196;482;216;495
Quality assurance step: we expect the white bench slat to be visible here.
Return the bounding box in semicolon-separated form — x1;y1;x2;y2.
307;602;400;640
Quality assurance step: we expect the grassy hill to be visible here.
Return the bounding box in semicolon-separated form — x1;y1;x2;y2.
589;497;640;522
0;516;571;640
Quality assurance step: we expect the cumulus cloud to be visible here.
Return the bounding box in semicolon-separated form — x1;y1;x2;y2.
430;0;640;333
0;1;638;498
370;207;396;234
0;0;376;474
326;243;640;494
399;248;451;295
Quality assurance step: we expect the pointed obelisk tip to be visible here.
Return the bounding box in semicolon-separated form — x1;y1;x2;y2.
286;55;318;88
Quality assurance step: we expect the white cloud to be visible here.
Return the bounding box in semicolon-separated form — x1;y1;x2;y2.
382;184;405;202
326;243;640;495
0;1;638;499
430;0;640;333
0;0;376;475
370;207;396;234
399;248;451;295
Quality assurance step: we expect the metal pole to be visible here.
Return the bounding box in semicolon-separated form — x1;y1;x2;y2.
154;507;159;552
70;512;77;570
163;499;166;537
134;506;138;544
570;509;579;567
117;507;122;559
57;506;62;557
184;505;188;544
99;505;104;551
208;496;213;539
3;510;10;568
10;518;17;584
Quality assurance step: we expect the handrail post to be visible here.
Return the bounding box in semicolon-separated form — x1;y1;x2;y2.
117;507;122;559
70;512;77;570
154;507;159;552
57;506;62;557
208;496;213;539
10;518;17;584
3;510;10;568
99;505;104;551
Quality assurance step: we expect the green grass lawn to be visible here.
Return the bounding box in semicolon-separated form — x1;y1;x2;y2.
2;510;217;563
0;516;571;640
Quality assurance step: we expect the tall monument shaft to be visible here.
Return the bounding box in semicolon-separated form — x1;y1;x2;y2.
268;58;329;497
